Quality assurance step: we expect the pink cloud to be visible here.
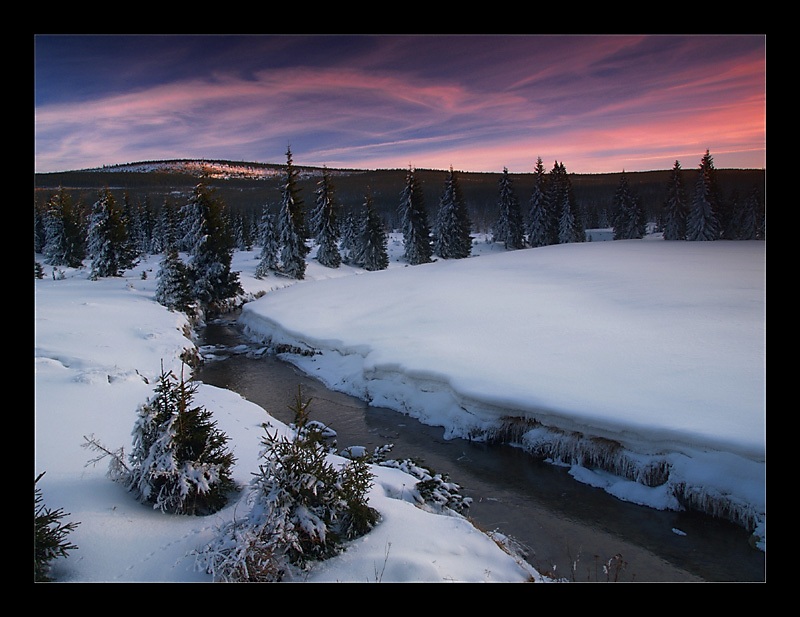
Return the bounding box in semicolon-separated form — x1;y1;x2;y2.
35;37;765;174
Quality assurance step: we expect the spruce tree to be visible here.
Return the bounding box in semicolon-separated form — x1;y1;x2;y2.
612;173;647;240
127;365;236;515
736;186;760;240
339;209;359;265
34;472;79;581
121;192;142;257
34;201;47;254
549;162;583;243
353;191;389;271
526;157;551;247
314;167;342;268
185;181;242;310
137;196;157;255
493;168;525;249
155;249;194;314
232;212;253;251
153;197;178;254
686;152;722;241
545;161;566;245
278;147;309;279
87;188;139;278
558;193;579;243
195;387;377;581
255;209;279;278
43;187;86;268
398;166;433;265
433;166;472;259
662;160;687;240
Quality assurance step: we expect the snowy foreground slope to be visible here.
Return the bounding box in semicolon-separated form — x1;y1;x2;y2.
34;235;765;582
33;240;543;583
240;238;766;546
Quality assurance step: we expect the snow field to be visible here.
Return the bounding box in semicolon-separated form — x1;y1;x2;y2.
34;233;766;581
239;237;766;544
34;246;543;582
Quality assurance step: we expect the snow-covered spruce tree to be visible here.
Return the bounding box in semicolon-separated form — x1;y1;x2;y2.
155;248;195;314
196;387;379;582
493;167;525;249
686;152;722;241
87;188;139;279
338;209;359;265
433;166;472;259
278;147;309;279
662;160;687;241
34;472;80;581
152;197;178;255
43;186;86;268
556;161;584;243
313;167;342;268
526;157;551;247
34;202;47;254
254;208;279;278
352;191;389;271
183;181;242;312
127;365;235;515
398;166;433;265
121;192;147;258
558;193;579;243
544;161;584;244
137;196;157;255
734;185;761;240
612;172;647;240
232;212;253;252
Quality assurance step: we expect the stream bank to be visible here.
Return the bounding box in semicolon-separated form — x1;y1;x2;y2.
195;313;766;582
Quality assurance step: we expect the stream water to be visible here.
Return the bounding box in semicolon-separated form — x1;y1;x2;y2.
195;313;766;583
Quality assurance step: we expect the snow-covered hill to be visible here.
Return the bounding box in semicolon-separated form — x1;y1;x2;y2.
90;159;286;179
85;159;357;181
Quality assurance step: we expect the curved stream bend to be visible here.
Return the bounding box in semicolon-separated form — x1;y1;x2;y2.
195;314;765;583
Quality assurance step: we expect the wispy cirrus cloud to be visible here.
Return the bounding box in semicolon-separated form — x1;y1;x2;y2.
34;34;766;174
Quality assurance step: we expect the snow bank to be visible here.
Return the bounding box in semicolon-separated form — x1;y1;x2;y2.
34;254;541;582
239;239;766;539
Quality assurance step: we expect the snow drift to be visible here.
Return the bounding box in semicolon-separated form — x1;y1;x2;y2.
239;239;766;541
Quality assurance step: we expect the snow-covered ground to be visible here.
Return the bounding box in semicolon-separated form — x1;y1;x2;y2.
240;235;766;545
33;237;543;582
34;232;766;582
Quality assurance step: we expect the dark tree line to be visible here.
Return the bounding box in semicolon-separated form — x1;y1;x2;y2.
655;151;765;242
36;149;765;305
36;177;244;315
490;158;585;250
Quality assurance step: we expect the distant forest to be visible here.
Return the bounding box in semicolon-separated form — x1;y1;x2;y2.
34;158;765;236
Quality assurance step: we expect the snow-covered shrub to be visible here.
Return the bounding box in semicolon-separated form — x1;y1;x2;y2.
378;457;472;515
126;365;236;515
196;387;379;581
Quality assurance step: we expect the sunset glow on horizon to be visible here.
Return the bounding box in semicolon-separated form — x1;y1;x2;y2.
34;34;766;175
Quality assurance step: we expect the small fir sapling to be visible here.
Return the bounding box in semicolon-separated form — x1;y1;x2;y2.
195;386;378;582
34;472;80;581
126;365;236;515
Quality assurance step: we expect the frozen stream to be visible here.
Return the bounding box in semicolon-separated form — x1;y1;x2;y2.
195;313;765;583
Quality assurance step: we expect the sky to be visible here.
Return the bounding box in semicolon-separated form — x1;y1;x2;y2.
34;34;766;175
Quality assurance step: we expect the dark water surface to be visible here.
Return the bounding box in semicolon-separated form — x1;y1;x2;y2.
195;314;765;583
